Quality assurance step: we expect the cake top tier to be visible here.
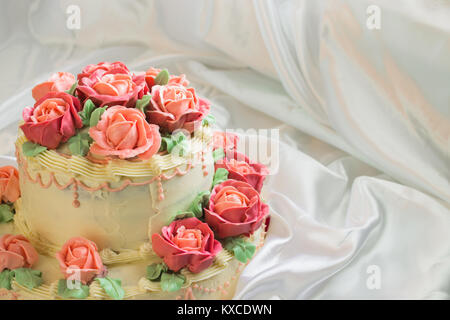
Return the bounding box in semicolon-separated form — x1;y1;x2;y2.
19;62;213;166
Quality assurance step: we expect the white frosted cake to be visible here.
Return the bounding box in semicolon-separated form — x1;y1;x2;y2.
0;62;269;300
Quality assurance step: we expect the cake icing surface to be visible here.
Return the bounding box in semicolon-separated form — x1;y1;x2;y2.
0;62;270;300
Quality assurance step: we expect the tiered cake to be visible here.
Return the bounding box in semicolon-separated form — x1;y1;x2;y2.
0;62;269;300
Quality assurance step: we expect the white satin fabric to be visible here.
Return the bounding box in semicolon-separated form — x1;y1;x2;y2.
0;0;448;299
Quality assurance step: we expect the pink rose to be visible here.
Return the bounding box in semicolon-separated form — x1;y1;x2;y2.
212;131;239;151
89;106;161;160
55;237;105;284
0;166;20;204
21;92;83;149
215;151;269;193
77;61;130;82
147;85;210;133
32;72;76;101
145;67;189;89
204;180;269;238
151;217;222;273
77;63;147;108
0;234;39;272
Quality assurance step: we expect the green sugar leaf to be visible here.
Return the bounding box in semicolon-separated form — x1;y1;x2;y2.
89;106;107;127
57;279;90;299
0;270;13;290
78;99;96;126
96;276;125;300
160;272;185;292
12;268;43;290
224;237;256;264
168;211;196;224
202;114;216;126
65;80;78;96
22;141;47;157
188;191;210;218
160;132;190;156
212;147;225;162
212;168;229;188
154;69;169;86
68;132;93;157
136;95;152;114
0;204;14;224
146;263;169;281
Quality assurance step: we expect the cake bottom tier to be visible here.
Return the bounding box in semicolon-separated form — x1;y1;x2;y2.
0;220;267;300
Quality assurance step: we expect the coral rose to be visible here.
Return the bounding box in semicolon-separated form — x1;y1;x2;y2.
147;85;210;133
89;106;161;160
55;237;105;284
215;151;269;193
77;61;129;82
21;92;83;149
151;217;222;273
0;166;20;204
32;72;76;101
204;180;269;238
77;63;147;108
145;67;189;88
0;234;39;272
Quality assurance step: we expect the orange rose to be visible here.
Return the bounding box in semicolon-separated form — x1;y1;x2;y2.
32;72;76;101
89;106;161;160
172;226;203;251
214;186;250;215
0;234;39;272
55;237;105;284
92;73;136;96
0;166;20;204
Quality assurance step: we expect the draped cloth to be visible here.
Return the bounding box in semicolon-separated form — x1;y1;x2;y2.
0;0;448;299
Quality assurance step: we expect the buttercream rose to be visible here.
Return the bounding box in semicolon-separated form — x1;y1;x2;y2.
215;151;269;193
0;234;39;272
0;166;20;204
147;85;210;133
32;72;76;101
151;217;222;273
77;62;147;108
21;92;83;149
145;67;189;88
77;61;129;82
89;106;161;160
204;180;269;238
55;237;105;284
213;131;239;151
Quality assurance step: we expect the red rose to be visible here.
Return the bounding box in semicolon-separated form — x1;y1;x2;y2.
55;237;105;284
77;62;147;108
204;180;269;238
147;85;210;133
0;234;39;272
21;92;82;149
215;151;269;193
151;217;222;273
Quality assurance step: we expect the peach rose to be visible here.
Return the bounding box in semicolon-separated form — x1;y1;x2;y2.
151;218;222;273
0;234;39;272
147;85;210;133
32;72;76;101
145;67;189;88
89;106;161;160
21;92;83;149
205;179;269;238
55;237;105;284
0;166;20;204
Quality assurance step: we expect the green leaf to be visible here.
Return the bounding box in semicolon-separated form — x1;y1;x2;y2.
146;263;169;281
57;279;90;299
202;114;216;126
136;95;152;114
224;237;256;263
160;132;190;156
0;270;13;290
212;168;229;187
12;268;43;289
78;99;96;126
154;69;169;86
160;272;185;292
188;191;210;218
89;106;107;127
65;80;78;96
68;132;93;156
96;276;125;300
22;141;47;157
212;147;225;162
0;204;14;223
168;211;196;224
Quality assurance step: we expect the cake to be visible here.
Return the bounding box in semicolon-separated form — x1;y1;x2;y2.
0;62;270;300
